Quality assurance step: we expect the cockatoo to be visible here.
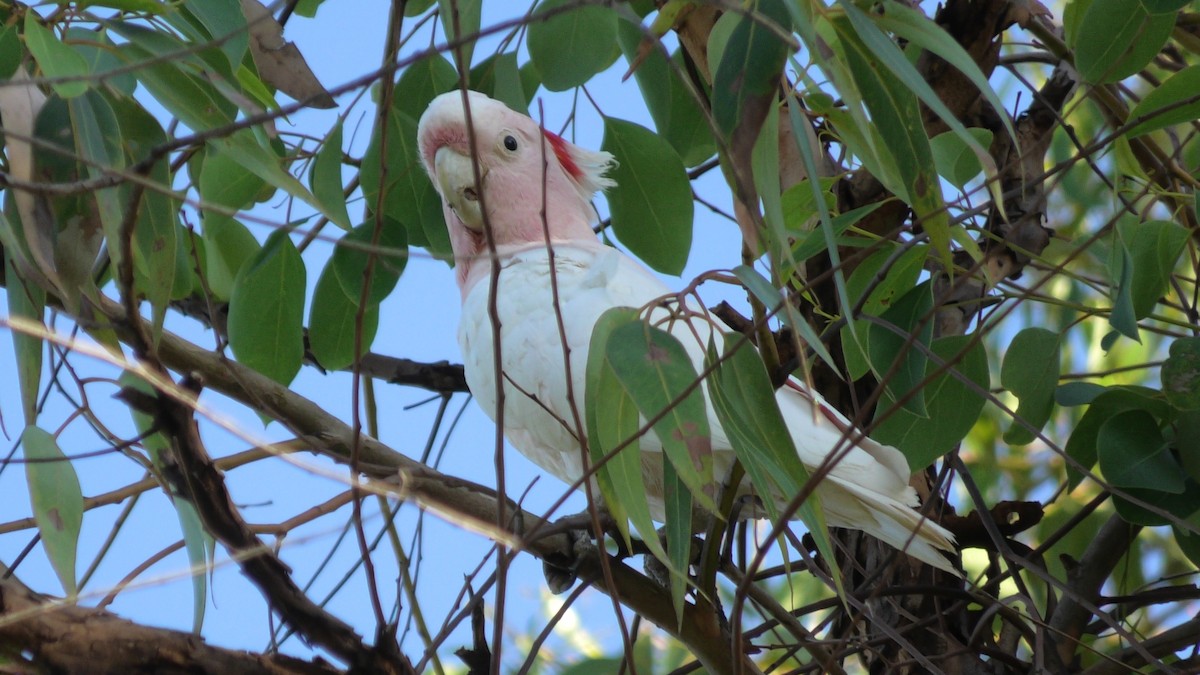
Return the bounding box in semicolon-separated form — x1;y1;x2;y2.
417;90;956;573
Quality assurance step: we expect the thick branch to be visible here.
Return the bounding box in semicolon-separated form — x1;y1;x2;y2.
0;572;340;675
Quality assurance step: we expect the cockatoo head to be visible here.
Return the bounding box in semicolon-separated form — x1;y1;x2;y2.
418;91;615;291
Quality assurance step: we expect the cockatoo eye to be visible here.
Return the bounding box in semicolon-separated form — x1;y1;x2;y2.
503;135;518;152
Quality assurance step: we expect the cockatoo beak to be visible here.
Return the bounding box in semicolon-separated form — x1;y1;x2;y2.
433;146;485;231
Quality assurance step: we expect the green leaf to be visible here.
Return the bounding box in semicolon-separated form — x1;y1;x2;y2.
79;0;166;11
661;454;691;625
1001;328;1061;445
711;0;790;140
66;27;137;95
873;336;989;469
585;308;663;558
1127;66;1200;137
437;0;482;69
1065;386;1170;488
309;122;351;230
23;425;83;598
930;129;994;189
360;109;450;258
616;22;716;167
202;214;261;301
1163;337;1200;411
867;282;933;416
1161;336;1200;410
469;52;530;112
841;245;927;380
527;0;618;91
0;20;23;79
1116;219;1188;319
601;117;693;275
177;0;248;74
1108;243;1140;342
1113;480;1200;527
112;24;236;131
106;92;183;334
5;254;45;426
332;222;407;307
1055;381;1106;407
393;53;458;123
833;12;950;266
1073;0;1174;83
227;230;306;386
1173;519;1200;569
791;201;885;263
1098;410;1182;492
120;372;210;633
308;263;381;371
199;145;269;209
24;14;91;98
215;131;345;228
874;1;1017;144
732;264;836;372
606;321;715;512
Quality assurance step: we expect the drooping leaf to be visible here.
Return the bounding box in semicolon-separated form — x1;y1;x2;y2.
705;337;839;582
1064;386;1170;488
360;109;450;258
199;145;269;209
23;425;83;598
732;264;836;372
392;53;458;123
606;320;715;512
711;0;790;140
1001;328;1061;445
832;13;950;266
1113;480;1200;527
867;282;934;416
1098;410;1182;493
5;253;45;426
1127;66;1200;137
309;122;351;231
930;128;994;189
527;0;618;91
873;335;989;469
202;214;261;301
1108;242;1140;342
601;117;693;275
308;263;381;371
120;372;210;633
227;230;306;386
1073;0;1174;84
332;222;407;308
585;308;664;558
616;22;716;167
660;453;691;625
841;245;927;380
469;52;531;112
437;0;482;69
1055;381;1106;407
24;14;90;98
1112;219;1188;320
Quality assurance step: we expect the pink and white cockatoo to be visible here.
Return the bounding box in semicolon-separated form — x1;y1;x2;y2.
417;90;956;574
